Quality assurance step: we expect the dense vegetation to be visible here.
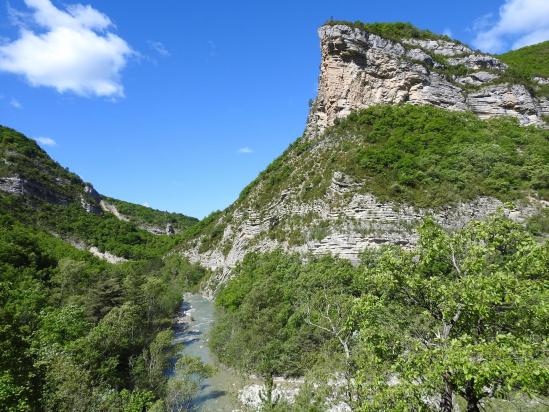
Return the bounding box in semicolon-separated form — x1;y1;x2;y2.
212;215;548;411
499;41;549;79
330;106;548;206
211;252;357;376
244;105;548;210
103;197;197;234
497;41;549;98
0;193;187;260
0;212;207;411
0;125;212;410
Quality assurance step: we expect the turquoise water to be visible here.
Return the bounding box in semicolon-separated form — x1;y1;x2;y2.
172;294;241;411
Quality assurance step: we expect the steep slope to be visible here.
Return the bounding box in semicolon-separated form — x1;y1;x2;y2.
0;129;207;410
0;126;198;260
180;23;549;294
499;41;549;78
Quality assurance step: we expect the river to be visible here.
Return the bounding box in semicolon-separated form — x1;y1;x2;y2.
172;293;242;411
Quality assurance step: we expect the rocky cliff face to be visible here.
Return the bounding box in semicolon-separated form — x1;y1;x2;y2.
182;24;548;296
186;170;544;297
306;24;548;136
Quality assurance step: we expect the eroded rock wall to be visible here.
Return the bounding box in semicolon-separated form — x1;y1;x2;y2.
306;25;547;136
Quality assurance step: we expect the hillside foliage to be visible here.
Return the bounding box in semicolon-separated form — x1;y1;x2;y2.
104;197;197;233
0;212;207;411
212;215;548;411
499;41;549;79
241;105;548;210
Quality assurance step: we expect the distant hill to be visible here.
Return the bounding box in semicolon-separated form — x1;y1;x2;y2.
0;126;198;260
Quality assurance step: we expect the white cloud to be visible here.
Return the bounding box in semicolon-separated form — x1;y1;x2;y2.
238;147;253;154
0;0;133;97
10;98;22;109
35;136;57;146
143;201;150;207
148;41;169;57
442;28;453;38
473;0;549;53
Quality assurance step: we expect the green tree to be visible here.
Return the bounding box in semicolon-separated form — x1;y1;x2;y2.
51;259;89;303
164;356;215;411
132;330;176;394
36;304;90;349
353;215;548;411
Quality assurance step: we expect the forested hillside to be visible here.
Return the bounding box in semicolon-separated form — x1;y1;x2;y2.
0;126;210;410
0;126;198;260
212;214;548;411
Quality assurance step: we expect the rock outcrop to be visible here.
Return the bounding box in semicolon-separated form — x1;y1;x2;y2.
81;184;102;214
185;171;544;296
0;176;71;205
100;199;130;221
306;24;547;136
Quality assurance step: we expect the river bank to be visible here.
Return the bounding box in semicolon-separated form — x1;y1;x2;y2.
172;293;244;411
171;293;319;411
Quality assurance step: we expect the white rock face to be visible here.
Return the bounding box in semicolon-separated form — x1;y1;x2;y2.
65;237;128;264
80;185;102;214
402;38;473;56
455;71;499;86
184;171;543;296
447;54;507;71
306;24;547;135
88;246;128;264
467;84;544;125
0;175;71;205
100;200;130;221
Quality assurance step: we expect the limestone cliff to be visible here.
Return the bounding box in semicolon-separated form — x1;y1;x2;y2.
306;24;548;137
181;23;548;296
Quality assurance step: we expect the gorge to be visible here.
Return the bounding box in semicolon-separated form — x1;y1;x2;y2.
1;18;547;412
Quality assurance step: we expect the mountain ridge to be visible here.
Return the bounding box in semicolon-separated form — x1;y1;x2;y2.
178;22;549;295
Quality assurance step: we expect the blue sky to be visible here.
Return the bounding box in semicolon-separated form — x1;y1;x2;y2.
1;0;548;218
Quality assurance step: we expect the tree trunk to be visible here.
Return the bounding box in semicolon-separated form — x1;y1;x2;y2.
339;337;351;359
465;380;480;412
439;374;453;412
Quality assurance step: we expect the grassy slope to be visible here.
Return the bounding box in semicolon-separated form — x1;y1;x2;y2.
0;126;197;259
104;196;197;232
499;41;549;78
242;105;548;209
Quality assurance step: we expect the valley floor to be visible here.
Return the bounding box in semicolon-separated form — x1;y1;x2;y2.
172;294;244;411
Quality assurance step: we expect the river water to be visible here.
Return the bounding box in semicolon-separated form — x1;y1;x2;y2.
172;293;242;411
